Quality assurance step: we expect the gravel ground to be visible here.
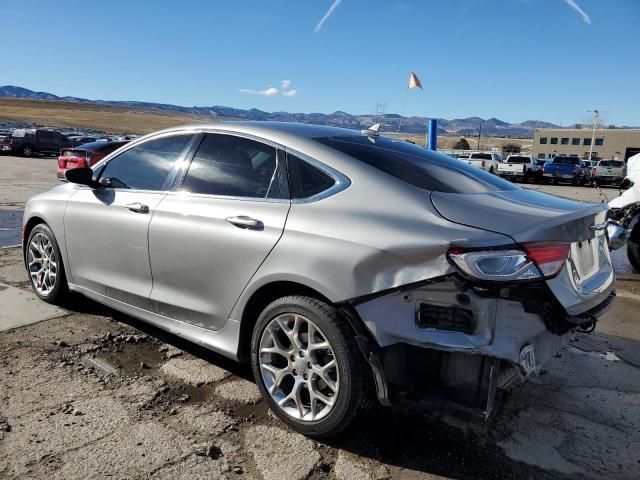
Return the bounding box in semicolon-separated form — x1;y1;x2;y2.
1;155;640;479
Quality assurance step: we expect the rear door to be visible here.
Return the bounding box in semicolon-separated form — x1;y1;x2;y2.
64;133;196;309
148;132;290;330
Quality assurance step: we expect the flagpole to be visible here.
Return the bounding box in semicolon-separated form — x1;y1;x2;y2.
398;87;409;133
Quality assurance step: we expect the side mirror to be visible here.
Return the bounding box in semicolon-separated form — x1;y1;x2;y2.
620;177;634;190
64;167;100;188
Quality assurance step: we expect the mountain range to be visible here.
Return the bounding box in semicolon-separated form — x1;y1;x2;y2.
0;85;560;137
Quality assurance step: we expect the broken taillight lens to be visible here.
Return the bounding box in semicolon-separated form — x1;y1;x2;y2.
448;241;569;282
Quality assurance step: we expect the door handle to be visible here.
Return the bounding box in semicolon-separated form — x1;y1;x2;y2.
225;216;264;231
125;202;150;214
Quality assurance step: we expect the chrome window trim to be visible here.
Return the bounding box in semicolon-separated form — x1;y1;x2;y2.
284;147;351;204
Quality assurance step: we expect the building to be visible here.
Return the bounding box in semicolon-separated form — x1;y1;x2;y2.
533;128;640;162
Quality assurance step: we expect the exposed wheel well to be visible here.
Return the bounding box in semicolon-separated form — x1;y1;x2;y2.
22;216;46;256
238;281;332;362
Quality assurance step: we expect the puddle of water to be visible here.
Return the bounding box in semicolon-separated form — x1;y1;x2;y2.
0;210;23;247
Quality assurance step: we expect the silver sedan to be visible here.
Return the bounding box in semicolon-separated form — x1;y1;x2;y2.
23;122;615;437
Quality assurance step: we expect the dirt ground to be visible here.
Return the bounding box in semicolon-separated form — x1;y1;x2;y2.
1;154;639;479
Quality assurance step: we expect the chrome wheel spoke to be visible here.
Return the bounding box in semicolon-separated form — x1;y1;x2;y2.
27;232;58;295
259;312;340;422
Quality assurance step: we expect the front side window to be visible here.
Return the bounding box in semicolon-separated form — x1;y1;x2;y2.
181;134;283;199
98;134;192;190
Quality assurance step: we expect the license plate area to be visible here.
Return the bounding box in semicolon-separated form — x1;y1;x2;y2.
570;236;601;280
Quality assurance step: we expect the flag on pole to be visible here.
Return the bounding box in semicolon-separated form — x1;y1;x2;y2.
407;72;423;90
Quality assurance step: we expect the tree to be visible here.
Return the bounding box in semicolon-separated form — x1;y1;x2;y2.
453;137;470;150
502;143;522;155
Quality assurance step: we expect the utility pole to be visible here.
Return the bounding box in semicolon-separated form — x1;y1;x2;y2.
477;122;482;150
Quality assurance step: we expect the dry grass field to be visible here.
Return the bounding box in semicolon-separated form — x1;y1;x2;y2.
0;98;218;134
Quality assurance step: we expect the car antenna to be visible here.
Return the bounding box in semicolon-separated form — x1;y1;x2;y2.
361;123;381;138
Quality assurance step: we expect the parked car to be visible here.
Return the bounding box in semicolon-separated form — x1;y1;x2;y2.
0;131;12;155
68;135;98;147
57;140;129;180
23;123;615;437
497;155;542;183
592;159;626;187
542;155;587;185
11;129;73;157
467;151;503;173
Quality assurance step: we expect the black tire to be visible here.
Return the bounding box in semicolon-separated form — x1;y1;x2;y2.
251;295;371;438
25;223;70;304
627;225;640;273
489;166;494;174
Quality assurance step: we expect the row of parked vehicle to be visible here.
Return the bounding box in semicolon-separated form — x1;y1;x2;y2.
455;151;627;187
0;128;133;158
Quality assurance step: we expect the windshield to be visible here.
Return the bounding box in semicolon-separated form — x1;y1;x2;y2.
598;160;624;168
314;135;517;193
470;153;492;160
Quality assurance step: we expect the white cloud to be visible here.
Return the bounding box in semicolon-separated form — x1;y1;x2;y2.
314;0;342;33
239;87;279;96
563;0;591;24
239;81;297;98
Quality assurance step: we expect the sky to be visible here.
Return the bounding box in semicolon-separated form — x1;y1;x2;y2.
1;0;639;126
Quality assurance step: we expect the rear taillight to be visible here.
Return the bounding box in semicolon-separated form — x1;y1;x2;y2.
520;242;570;278
57;157;65;168
573;164;578;172
592;167;596;175
481;160;486;168
622;167;627;176
8;138;12;145
447;241;569;282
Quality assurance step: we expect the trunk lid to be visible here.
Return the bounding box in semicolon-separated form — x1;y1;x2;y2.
431;188;614;315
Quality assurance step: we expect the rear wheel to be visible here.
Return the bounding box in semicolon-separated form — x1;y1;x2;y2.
26;224;70;304
22;145;35;157
251;296;371;438
627;225;640;273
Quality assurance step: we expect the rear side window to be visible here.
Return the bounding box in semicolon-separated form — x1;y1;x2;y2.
181;134;284;199
314;135;517;193
98;134;193;190
287;154;336;199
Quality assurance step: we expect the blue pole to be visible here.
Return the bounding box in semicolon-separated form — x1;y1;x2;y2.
427;119;438;150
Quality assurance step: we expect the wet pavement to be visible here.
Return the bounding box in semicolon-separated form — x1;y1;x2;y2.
0;210;22;247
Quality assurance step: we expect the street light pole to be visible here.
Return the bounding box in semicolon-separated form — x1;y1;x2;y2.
587;109;600;160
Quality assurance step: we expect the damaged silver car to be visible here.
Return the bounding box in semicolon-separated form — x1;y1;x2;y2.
23;122;616;437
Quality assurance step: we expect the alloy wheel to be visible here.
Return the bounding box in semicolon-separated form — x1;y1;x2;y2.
27;232;58;295
259;313;339;421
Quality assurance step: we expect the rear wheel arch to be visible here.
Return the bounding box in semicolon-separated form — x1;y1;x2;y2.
238;281;334;362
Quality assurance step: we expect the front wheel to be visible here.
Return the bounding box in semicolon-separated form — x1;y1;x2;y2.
627;226;640;273
251;296;371;438
22;145;35;157
26;223;70;304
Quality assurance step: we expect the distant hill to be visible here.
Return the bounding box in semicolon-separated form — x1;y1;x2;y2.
0;85;562;137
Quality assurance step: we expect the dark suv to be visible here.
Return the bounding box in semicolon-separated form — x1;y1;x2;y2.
10;129;73;157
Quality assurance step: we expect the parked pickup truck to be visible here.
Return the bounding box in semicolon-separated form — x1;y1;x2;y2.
0;131;11;155
592;159;626;187
542;155;587;185
10;128;73;157
467;151;503;173
497;155;542;183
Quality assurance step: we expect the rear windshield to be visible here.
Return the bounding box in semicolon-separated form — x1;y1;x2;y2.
598;160;624;167
79;141;128;152
506;156;530;164
553;156;581;164
314;135;517;193
470;153;492;160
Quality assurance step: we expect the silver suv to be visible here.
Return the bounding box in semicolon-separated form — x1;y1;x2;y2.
23;122;615;437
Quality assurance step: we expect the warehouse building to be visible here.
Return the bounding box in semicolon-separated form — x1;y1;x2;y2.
533;128;640;162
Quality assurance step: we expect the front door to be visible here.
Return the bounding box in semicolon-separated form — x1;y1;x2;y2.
148;133;290;330
64;133;196;309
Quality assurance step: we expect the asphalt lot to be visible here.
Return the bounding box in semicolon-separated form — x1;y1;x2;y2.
1;154;639;479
